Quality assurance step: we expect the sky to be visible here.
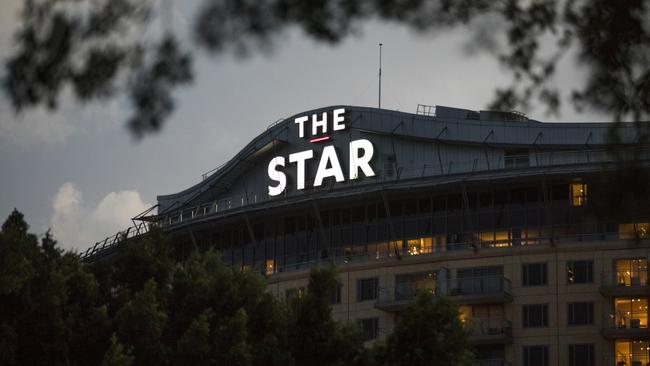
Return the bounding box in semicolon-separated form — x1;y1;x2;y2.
0;1;612;252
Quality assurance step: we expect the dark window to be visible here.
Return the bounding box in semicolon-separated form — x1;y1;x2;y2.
351;206;365;223
552;183;569;201
523;345;549;366
567;261;593;284
568;344;595;366
523;304;548;327
357;278;379;302
522;263;548;286
330;283;342;305
404;199;417;216
418;198;431;214
389;200;402;217
284;217;296;234
479;192;492;208
568;302;594;325
358;317;379;340
341;208;351;224
505;149;529;169
285;287;305;307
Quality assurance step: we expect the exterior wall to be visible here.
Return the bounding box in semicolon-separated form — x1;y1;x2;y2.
267;238;650;366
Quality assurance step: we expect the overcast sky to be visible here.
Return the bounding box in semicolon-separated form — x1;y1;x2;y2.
0;1;611;252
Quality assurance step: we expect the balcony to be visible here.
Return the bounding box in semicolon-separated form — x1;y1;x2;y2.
448;276;513;304
375;286;436;312
606;353;650;366
601;314;650;339
601;271;650;297
471;359;512;366
464;318;513;345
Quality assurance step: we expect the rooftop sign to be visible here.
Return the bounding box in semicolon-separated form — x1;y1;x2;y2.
267;108;375;196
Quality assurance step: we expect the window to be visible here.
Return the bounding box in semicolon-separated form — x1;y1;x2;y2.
285;287;305;307
615;340;650;366
395;271;437;300
358;317;379;340
567;261;593;284
523;304;548;327
570;182;587;206
568;302;594;325
620;223;650;240
568;344;594;366
615;258;648;286
265;259;275;275
505;149;529;169
613;298;648;329
456;266;504;295
330;283;342;305
522;263;548;286
357;277;379;302
523;345;549;366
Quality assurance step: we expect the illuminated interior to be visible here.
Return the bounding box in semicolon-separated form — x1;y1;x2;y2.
265;259;275;275
615;340;650;365
570;182;587;206
616;259;648;286
406;237;433;255
620;223;650;240
613;298;648;329
459;304;505;335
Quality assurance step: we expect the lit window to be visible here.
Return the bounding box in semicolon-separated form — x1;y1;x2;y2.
265;259;275;275
615;259;648;286
570;182;587;206
615;340;650;366
612;298;649;329
619;223;650;240
406;237;433;255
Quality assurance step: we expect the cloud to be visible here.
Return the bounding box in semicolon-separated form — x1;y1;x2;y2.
49;182;151;252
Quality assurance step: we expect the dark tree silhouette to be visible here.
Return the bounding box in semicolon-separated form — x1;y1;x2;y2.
3;0;649;138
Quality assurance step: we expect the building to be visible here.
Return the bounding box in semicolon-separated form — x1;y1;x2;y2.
83;105;650;366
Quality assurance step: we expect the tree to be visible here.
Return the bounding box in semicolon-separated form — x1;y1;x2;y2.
100;334;134;366
288;265;366;366
377;291;472;366
3;1;648;138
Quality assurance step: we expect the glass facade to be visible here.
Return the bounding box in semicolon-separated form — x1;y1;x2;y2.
615;259;648;287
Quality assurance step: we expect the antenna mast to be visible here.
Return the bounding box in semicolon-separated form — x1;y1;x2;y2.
378;43;382;109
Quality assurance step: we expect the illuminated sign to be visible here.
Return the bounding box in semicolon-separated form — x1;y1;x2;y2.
268;108;375;196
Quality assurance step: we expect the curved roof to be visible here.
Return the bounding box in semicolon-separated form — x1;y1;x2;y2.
154;105;649;223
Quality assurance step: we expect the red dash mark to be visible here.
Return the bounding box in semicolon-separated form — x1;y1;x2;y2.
309;136;331;143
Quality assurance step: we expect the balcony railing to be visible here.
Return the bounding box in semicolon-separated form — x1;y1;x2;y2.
606;353;650;366
601;314;650;339
464;318;513;344
601;271;650;297
448;276;513;304
375;285;437;311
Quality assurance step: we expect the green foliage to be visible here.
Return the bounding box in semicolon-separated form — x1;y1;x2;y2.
288;265;366;366
4;1;649;138
100;334;134;366
379;292;472;366
0;210;472;366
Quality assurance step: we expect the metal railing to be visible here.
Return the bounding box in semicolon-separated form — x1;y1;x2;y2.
464;318;512;338
601;270;650;287
80;221;151;260
377;284;437;303
603;313;649;330
607;353;650;366
156;146;650;231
